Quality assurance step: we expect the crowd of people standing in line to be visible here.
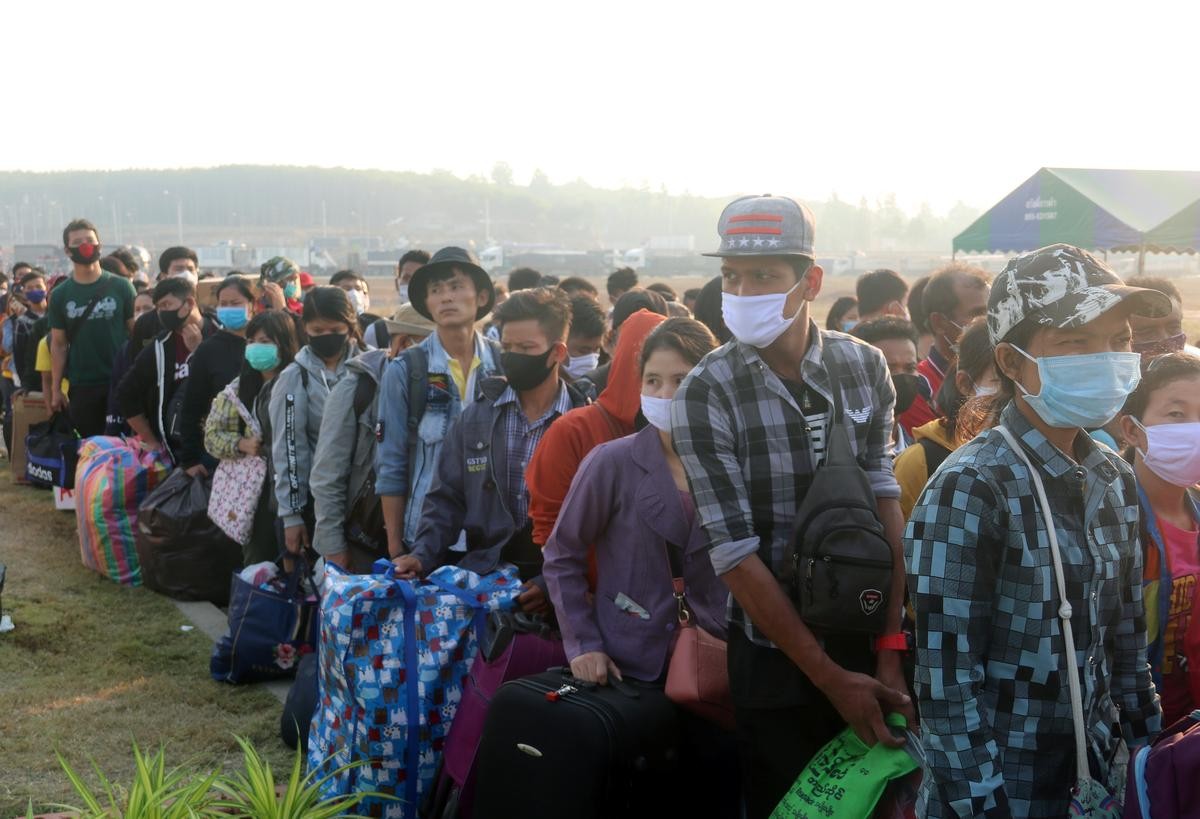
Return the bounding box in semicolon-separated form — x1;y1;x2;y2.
3;194;1199;817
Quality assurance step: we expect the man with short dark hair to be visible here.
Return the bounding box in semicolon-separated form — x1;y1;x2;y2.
564;295;606;383
158;246;200;284
558;276;599;299
330;269;384;346
646;281;677;302
855;268;909;322
116;277;216;461
898;262;991;434
574;288;668;396
48;218;137;436
1126;274;1200;361
105;247;139;280
673;195;911;819
853;317;923;452
507;267;542;293
606;266;638;306
392;287;588;615
396;249;430;304
375;247;503;559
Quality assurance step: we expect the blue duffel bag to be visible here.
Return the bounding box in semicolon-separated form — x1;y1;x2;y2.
210;558;318;684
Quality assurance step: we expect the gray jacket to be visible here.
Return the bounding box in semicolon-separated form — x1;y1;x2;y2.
310;349;387;557
268;342;356;528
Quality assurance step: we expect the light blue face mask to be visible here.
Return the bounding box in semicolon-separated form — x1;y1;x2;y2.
842;319;858;333
1011;345;1142;429
216;306;249;331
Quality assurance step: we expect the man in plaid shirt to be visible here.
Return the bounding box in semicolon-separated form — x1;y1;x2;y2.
906;245;1166;817
672;195;913;818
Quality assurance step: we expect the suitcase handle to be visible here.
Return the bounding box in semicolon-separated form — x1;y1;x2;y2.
549;666;641;699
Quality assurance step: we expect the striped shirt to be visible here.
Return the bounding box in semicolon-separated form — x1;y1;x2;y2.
905;401;1161;818
671;322;900;646
494;382;573;529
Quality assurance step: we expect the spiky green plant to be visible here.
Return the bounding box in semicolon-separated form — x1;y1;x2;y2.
53;742;219;818
210;736;390;819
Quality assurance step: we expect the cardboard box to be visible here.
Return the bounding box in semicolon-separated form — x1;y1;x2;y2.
54;486;76;511
11;392;50;484
196;279;221;308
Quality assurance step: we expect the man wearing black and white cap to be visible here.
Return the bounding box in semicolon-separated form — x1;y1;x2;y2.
906;244;1166;816
672;195;913;817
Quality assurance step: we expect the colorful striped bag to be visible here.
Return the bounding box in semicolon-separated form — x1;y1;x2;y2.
75;437;171;586
308;562;521;819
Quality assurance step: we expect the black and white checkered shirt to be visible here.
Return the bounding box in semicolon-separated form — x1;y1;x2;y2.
671;321;900;646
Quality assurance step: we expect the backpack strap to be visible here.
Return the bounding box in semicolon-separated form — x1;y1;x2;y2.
403;345;429;460
918;437;951;475
371;317;390;350
817;339;858;468
594;402;625;439
353;373;378;420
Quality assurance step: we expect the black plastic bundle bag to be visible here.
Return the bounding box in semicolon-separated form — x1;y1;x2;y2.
135;468;243;605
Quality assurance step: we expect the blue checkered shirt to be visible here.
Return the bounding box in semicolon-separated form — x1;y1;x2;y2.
494;382;573;529
671;322;901;646
905;401;1161;818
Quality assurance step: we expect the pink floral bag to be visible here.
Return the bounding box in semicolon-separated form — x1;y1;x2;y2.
207;384;267;546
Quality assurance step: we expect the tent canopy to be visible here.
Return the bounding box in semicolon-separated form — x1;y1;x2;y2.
953;167;1200;255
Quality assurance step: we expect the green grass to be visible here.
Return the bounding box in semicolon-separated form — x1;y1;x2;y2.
0;475;293;816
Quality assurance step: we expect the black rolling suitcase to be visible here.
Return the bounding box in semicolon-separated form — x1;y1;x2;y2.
471;668;681;819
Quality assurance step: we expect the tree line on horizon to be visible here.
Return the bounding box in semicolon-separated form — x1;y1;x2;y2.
0;165;980;255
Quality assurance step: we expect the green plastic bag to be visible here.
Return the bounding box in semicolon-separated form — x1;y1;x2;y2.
770;713;920;819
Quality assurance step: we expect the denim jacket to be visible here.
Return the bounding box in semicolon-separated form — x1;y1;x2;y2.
374;330;502;543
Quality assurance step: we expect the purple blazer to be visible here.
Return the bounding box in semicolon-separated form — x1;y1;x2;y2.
544;425;729;682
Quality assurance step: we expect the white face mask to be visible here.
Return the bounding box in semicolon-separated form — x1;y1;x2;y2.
397;284;410;304
171;270;198;286
346;288;367;315
720;278;805;349
974;383;998;398
1135;419;1200;487
565;352;599;379
640;394;673;432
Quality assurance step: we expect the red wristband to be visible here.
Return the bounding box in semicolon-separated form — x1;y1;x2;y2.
874;632;912;652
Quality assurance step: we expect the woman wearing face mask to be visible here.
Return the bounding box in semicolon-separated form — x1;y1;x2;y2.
905;245;1166;817
824;295;859;333
205;311;300;565
175;276;255;477
1118;352;1200;727
269;286;363;557
543;317;739;816
894;318;996;519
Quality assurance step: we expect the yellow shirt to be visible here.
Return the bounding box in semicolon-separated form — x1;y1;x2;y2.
35;336;68;395
447;355;482;402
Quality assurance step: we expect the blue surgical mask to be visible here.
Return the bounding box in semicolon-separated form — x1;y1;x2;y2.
841;319;858;333
217;306;249;331
283;281;301;300
1011;345;1142;429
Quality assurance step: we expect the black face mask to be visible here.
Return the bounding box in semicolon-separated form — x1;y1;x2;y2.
501;349;555;391
68;242;102;266
892;373;924;414
157;306;188;333
309;332;347;359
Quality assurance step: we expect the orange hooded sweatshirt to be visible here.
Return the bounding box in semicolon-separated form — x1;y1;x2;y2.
527;309;666;546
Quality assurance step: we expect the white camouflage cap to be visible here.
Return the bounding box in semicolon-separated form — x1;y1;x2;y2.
987;243;1172;345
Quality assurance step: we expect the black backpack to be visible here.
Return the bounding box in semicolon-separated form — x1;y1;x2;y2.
344;373;385;555
789;352;894;635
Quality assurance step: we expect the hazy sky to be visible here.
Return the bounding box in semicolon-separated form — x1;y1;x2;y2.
4;0;1196;214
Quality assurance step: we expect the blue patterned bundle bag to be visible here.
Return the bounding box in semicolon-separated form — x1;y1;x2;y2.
307;562;521;818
